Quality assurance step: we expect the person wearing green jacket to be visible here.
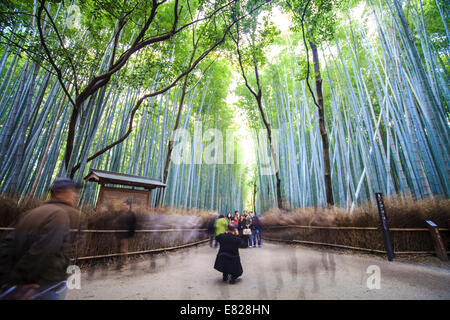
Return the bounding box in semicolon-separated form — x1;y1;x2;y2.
215;214;229;238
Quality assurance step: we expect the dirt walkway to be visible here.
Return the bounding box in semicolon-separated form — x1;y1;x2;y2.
66;242;450;300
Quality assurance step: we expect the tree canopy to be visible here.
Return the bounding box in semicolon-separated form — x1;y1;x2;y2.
0;0;448;213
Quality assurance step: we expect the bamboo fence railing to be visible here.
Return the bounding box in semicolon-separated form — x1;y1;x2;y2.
0;227;209;262
262;225;449;255
1;224;448;260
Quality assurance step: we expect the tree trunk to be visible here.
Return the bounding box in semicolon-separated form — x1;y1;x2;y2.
9;62;40;198
66;102;80;176
310;41;334;206
255;94;282;209
158;75;190;206
253;180;257;213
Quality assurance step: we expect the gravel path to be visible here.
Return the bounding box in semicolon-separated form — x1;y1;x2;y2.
66;242;450;300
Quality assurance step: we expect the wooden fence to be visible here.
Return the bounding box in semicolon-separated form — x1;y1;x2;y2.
262;225;450;256
0;227;209;265
2;224;449;263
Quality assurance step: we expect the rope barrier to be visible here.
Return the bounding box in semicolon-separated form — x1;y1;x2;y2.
262;237;450;255
1;226;446;258
72;238;209;261
2;225;447;232
263;225;449;232
0;227;208;233
0;226;209;262
263;237;387;254
70;228;208;233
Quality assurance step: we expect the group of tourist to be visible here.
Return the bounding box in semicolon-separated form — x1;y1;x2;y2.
227;210;262;248
208;210;262;249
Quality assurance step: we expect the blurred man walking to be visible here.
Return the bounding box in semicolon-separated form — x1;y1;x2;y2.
0;178;83;300
208;214;219;248
115;199;136;271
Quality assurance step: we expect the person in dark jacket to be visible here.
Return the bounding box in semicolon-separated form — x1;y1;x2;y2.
0;177;83;300
214;224;246;284
250;212;262;248
115;199;136;271
233;210;239;222
232;214;239;228
207;214;218;248
237;215;249;248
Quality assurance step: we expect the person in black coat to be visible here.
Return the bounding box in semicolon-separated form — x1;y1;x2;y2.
237;215;249;248
214;224;247;284
115;200;136;270
250;212;262;247
207;214;218;248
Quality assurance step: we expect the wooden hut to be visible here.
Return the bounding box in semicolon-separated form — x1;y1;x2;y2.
84;169;166;212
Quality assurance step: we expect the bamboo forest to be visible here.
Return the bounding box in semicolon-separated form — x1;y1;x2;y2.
0;0;448;215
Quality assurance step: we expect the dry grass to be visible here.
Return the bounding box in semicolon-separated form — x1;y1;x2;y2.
1;195;448;259
85;205;216;230
74;205;216;265
75;206;214;267
0;195;43;227
0;196;216;266
261;195;450;228
260;196;450;253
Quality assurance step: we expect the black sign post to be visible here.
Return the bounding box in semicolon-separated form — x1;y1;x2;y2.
375;193;395;261
425;220;448;262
